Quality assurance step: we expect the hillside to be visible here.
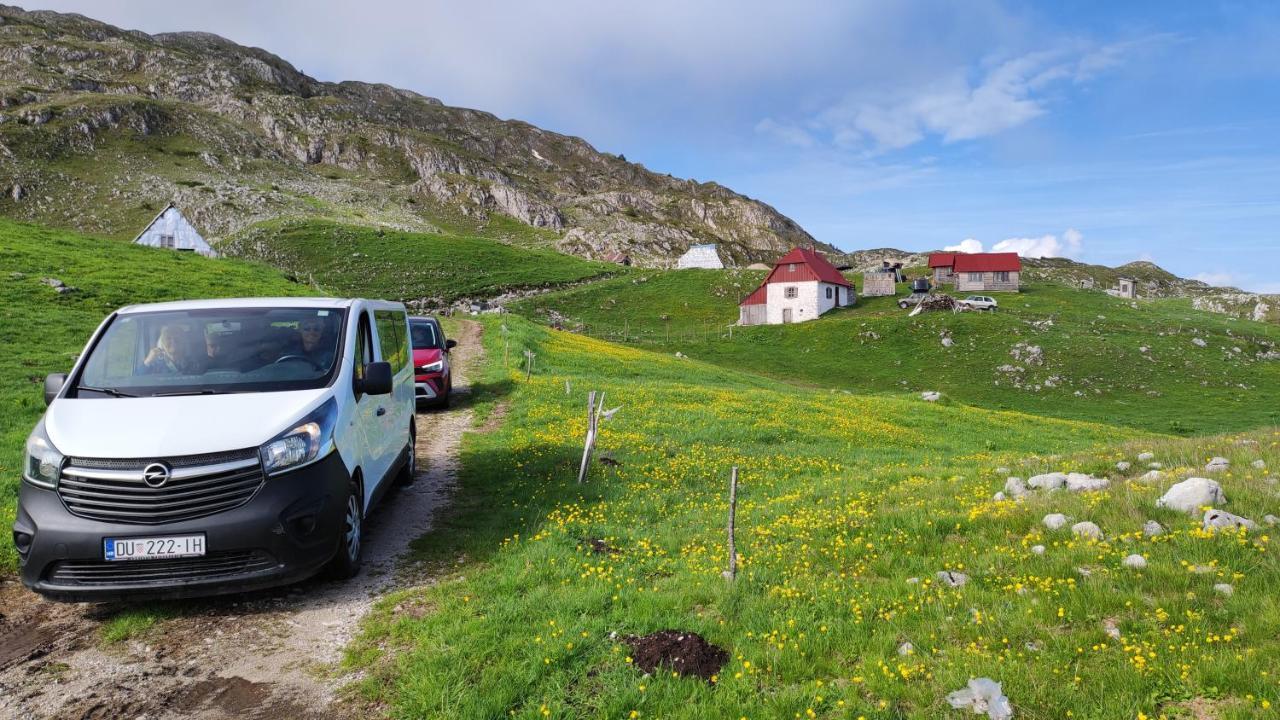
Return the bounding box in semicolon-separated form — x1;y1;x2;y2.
0;217;313;569
222;219;614;306
344;313;1280;719
0;4;826;265
513;272;1280;435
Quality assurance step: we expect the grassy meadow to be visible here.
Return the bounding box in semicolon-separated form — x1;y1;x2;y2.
222;219;615;304
514;273;1280;435
346;315;1280;719
0;218;311;570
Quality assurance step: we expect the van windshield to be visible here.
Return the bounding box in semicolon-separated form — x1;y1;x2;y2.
75;307;347;397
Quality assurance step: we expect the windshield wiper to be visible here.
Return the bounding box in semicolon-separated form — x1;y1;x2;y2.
153;389;237;397
75;385;140;398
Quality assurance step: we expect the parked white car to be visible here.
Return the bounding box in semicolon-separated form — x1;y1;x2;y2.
958;295;999;311
15;297;415;601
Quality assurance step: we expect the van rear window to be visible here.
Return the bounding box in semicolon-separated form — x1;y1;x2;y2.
75;307;347;397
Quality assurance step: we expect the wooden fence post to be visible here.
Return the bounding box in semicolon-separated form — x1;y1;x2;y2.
578;390;603;483
523;350;536;382
723;466;738;581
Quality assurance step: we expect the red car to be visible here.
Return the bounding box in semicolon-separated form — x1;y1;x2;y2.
409;316;456;408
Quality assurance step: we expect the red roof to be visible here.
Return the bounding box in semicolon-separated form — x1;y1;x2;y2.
929;252;956;268
739;284;768;306
762;247;851;288
953;252;1021;273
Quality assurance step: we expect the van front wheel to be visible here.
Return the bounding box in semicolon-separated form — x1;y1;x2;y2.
328;482;363;579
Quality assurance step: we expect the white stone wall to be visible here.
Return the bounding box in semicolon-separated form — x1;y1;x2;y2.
766;280;818;324
135;207;217;257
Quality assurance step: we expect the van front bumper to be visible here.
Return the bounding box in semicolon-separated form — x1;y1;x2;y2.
13;451;351;602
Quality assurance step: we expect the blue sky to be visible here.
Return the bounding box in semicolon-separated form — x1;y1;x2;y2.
30;1;1280;292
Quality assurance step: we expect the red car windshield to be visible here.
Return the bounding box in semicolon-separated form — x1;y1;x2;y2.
409;321;440;349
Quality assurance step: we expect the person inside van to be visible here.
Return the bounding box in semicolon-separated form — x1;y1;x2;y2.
299;316;335;368
144;325;204;375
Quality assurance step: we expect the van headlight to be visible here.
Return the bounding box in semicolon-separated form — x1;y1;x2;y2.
416;360;443;373
23;419;62;490
260;398;338;476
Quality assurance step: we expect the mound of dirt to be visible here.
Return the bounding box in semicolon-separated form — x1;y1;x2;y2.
624;630;728;681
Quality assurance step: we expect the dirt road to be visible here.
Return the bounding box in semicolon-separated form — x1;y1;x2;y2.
0;320;485;720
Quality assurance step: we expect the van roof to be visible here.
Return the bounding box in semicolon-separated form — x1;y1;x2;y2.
116;297;405;315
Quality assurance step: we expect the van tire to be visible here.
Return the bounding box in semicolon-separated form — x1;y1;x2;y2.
327;480;363;579
397;425;417;486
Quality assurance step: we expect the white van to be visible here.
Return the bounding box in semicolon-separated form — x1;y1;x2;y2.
13;298;415;601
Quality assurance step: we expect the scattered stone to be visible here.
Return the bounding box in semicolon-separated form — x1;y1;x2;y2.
897;641;915;656
1148;462;1163;469
1103;617;1123;639
1138;452;1155;461
921;391;941;402
1122;554;1147;570
623;630;728;682
1157;478;1226;514
1043;513;1069;530
1071;521;1103;541
1205;457;1231;473
936;570;968;588
1116;461;1131;472
1003;477;1027;498
905;577;920;584
995;467;1010;476
1213;583;1234;597
993;491;1007;502
1139;470;1163;483
1076;566;1094;577
1030;545;1045;555
1028;472;1067;491
941;337;954;348
1192;337;1207;347
1143;520;1165;537
1202;509;1256;532
1252;460;1267;470
946;678;1014;720
1066;473;1110;492
1264;515;1279;527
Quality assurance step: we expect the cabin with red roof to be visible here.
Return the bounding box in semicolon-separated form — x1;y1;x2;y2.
928;252;1022;292
738;248;855;325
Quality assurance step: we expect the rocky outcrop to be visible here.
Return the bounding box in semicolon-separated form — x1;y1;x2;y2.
0;5;825;264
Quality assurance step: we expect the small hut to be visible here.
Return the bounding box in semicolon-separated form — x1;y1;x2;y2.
133;203;216;257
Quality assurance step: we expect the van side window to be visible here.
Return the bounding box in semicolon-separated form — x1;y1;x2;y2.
353;312;373;395
374;310;408;373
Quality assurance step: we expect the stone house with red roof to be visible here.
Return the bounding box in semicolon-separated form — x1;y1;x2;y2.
738;248;855;325
929;252;1022;292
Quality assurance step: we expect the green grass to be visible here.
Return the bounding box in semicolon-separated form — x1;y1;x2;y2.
345;314;1280;719
98;606;176;644
222;219;614;303
0;218;312;570
514;274;1280;435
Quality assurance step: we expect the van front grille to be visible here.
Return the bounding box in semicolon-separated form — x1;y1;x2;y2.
58;449;265;524
47;550;277;586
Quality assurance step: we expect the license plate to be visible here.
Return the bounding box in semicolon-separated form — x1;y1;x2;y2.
103;534;206;561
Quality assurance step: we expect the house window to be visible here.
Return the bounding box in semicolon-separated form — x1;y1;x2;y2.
788;263;796;272
994;271;1010;282
968;272;983;282
159;234;176;249
784;286;798;299
825;287;833;299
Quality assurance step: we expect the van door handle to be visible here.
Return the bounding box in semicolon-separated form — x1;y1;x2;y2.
375;407;386;416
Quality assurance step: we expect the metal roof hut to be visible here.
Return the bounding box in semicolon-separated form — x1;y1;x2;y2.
133;203;217;257
675;243;724;269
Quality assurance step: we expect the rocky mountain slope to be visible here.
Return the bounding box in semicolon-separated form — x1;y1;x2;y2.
0;4;826;265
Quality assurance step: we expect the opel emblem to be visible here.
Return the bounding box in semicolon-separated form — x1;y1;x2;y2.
142;462;171;488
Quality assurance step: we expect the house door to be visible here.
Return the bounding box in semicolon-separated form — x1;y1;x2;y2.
782;308;793;323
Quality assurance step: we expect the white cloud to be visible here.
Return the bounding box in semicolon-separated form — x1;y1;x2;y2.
1192;271;1236;287
754;118;815;148
947;229;1084;259
945;238;985;253
793;42;1135;152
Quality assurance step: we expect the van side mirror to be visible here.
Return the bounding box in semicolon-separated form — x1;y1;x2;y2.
44;373;67;405
445;339;457;350
359;361;393;395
